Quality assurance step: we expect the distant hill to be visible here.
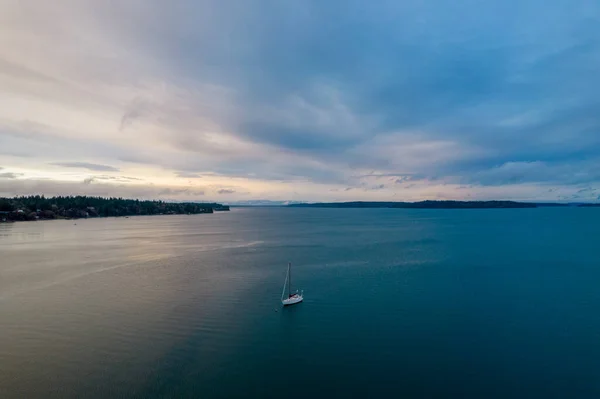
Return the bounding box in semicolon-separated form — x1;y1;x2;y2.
289;200;549;209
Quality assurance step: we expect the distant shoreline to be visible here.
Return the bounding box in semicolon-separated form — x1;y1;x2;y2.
2;198;599;223
0;196;229;223
0;212;227;224
288;200;598;209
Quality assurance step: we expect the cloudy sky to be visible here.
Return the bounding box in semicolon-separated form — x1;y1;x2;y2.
1;0;599;203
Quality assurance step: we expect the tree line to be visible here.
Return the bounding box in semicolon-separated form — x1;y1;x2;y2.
0;195;229;221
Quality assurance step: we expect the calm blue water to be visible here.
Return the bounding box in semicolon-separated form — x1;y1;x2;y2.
1;207;600;398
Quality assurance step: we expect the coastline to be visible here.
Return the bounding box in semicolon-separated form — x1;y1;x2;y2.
0;211;230;223
287;200;595;209
0;196;229;223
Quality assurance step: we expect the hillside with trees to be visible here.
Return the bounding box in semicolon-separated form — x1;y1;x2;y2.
0;196;229;222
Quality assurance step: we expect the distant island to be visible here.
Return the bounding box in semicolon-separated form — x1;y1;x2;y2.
288;200;582;209
0;195;229;222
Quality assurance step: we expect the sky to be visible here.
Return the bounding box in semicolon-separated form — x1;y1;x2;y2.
1;0;599;203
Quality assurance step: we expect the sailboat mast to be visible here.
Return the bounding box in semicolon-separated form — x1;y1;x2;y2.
281;267;288;301
288;262;291;297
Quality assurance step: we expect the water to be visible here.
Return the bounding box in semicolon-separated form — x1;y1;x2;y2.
1;207;600;398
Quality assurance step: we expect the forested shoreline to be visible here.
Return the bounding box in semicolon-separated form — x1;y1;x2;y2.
0;196;229;222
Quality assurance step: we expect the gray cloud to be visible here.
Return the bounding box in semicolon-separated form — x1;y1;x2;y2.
217;189;235;194
0;172;23;179
164;0;600;190
158;188;205;196
1;0;599;200
0;178;206;201
467;161;600;186
51;162;120;172
120;97;150;131
577;187;597;194
176;172;203;178
83;175;142;185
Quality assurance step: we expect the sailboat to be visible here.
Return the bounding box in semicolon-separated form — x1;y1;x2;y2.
281;262;303;306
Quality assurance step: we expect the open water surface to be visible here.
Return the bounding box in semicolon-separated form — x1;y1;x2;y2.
1;207;600;398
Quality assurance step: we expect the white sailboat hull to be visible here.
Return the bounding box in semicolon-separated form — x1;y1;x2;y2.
282;294;303;306
281;262;303;306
